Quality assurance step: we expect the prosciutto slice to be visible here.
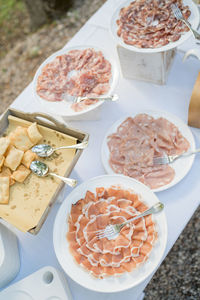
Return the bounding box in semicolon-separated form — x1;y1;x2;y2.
116;0;191;48
67;187;157;278
107;114;190;189
36;48;112;111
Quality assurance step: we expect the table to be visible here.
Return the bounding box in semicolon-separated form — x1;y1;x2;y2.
1;0;200;299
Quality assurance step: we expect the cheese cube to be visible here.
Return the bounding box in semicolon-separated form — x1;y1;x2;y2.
4;146;24;171
0;155;5;171
0;166;15;186
11;165;31;183
9;126;33;151
27;123;43;145
0;177;9;204
0;137;10;155
22;150;38;168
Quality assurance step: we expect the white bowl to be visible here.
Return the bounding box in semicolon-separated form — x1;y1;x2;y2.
53;174;167;293
0;223;20;289
33;45;119;118
101;110;195;193
110;0;200;53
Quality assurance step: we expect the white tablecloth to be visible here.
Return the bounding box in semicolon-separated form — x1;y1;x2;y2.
1;0;200;299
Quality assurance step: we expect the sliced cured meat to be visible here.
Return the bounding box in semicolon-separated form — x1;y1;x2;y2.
67;187;157;278
36;48;112;111
108;114;190;189
116;0;191;48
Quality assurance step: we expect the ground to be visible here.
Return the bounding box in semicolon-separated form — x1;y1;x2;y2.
0;1;199;299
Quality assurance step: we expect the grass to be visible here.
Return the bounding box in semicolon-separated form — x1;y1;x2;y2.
0;0;25;25
0;0;29;58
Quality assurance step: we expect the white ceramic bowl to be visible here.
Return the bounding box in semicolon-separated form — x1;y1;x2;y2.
101;110;195;193
53;174;167;293
33;45;119;118
110;0;200;53
0;223;20;289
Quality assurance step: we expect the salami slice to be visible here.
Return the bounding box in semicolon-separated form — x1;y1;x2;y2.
116;0;191;48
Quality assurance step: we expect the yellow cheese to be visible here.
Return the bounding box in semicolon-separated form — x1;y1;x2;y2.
11;165;31;183
0;137;10;156
4;145;24;171
27;122;43;145
0;177;9;204
9;126;33;151
22;150;38;168
0;155;5;171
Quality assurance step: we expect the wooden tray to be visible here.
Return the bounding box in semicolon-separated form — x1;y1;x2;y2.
0;108;89;234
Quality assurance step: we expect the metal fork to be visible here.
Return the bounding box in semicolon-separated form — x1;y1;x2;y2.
153;148;200;165
73;94;118;103
96;202;164;240
171;4;200;40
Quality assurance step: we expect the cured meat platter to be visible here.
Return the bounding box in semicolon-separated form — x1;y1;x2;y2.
110;0;200;53
33;45;119;118
53;174;167;293
101;110;195;192
110;0;199;84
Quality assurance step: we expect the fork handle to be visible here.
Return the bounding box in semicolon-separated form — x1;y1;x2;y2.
182;19;200;40
173;147;200;162
76;94;118;103
183;148;200;156
120;203;163;227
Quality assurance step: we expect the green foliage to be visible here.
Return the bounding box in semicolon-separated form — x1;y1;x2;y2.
0;0;25;26
0;0;28;58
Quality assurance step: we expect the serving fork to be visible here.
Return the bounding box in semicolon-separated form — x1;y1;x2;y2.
96;202;164;240
171;4;200;40
72;94;118;103
153;148;200;165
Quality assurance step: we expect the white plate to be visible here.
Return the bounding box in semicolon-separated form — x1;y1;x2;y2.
53;174;167;293
110;0;200;53
33;45;119;117
101;110;195;193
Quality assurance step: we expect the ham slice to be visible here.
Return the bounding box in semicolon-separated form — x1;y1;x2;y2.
107;114;190;189
67;187;157;278
36;48;112;111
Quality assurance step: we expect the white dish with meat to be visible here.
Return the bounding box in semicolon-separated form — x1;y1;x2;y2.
101;110;195;192
33;45;119;117
110;0;199;53
53;174;167;293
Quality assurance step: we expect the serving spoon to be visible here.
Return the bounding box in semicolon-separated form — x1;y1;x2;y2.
31;141;88;158
30;161;77;187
